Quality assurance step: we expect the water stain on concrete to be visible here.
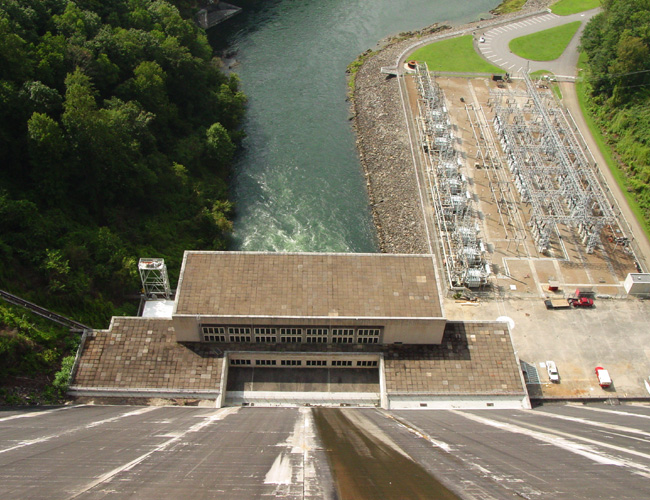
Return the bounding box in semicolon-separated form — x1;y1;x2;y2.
313;408;461;500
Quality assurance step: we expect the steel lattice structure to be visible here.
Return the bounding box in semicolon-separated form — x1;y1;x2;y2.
138;258;171;299
490;74;616;253
414;63;488;288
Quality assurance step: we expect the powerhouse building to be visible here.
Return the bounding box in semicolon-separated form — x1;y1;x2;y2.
173;251;446;345
70;251;529;409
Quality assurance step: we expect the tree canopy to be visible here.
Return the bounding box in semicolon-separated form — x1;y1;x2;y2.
0;0;246;325
580;0;650;228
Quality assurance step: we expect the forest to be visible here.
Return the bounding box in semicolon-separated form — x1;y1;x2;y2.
0;0;245;323
0;0;245;402
580;0;650;228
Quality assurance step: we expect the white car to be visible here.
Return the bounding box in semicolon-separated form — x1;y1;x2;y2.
546;361;560;382
479;36;486;43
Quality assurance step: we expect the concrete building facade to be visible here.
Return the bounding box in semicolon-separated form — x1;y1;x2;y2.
172;251;446;345
69;251;529;409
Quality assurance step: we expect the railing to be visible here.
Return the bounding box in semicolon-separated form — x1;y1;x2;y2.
0;289;90;332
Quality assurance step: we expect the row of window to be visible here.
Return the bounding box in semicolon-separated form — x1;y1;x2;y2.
202;325;382;344
228;358;379;368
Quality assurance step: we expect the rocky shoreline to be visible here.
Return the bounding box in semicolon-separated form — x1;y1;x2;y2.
351;0;555;254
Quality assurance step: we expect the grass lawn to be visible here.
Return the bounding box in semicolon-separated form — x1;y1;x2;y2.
493;0;527;15
551;0;601;16
509;21;581;61
575;53;650;241
409;35;502;74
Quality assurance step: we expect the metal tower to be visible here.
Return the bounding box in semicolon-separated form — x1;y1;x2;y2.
138;258;171;299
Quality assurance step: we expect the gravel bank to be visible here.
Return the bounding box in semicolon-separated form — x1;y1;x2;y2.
351;1;555;254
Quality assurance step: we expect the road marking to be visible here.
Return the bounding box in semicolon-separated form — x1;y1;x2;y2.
532;410;650;439
0;407;158;455
492;58;502;63
569;405;650;420
508;64;516;70
454;411;650;478
66;407;239;499
0;405;84;423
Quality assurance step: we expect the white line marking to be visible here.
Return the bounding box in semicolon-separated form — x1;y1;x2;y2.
67;407;239;499
533;411;650;439
453;411;650;478
570;405;650;420
0;405;84;423
0;407;158;455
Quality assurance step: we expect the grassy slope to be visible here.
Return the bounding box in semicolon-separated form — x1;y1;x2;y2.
575;54;650;240
493;0;527;15
509;21;581;61
551;0;601;16
409;35;502;73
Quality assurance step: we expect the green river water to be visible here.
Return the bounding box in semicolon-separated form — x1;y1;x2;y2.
209;0;500;252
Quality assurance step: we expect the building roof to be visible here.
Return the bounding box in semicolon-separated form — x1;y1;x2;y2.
174;251;442;318
627;273;650;283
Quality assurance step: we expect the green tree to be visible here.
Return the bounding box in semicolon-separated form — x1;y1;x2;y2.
27;112;68;203
205;122;235;169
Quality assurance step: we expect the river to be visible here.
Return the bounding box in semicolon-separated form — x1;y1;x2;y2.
209;0;500;252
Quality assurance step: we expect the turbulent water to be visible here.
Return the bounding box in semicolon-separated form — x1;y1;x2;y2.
209;0;500;252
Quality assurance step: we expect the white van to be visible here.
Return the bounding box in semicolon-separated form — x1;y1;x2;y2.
595;366;612;388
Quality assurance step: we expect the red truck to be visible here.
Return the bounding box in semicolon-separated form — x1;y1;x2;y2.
568;289;594;307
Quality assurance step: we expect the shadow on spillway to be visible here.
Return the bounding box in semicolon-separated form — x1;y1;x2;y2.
313;408;461;499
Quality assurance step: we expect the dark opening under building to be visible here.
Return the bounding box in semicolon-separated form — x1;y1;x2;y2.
70;251;529;409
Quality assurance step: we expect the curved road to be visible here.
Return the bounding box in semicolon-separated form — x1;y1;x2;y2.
477;8;600;77
394;7;650;270
475;6;650;269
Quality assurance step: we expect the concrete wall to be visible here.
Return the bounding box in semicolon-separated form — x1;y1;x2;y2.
173;314;445;344
387;394;531;410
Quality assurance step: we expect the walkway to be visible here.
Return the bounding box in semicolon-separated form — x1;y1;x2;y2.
477;8;600;77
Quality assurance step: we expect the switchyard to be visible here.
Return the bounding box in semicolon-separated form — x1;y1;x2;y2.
408;64;639;296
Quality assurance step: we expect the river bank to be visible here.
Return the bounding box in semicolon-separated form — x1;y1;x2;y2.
351;0;554;253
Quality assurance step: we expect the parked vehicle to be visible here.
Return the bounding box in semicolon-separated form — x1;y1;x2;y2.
568;296;594;307
595;366;612;388
544;299;570;310
546;361;560;382
568;288;594;307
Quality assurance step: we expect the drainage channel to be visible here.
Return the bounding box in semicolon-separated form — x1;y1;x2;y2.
313;408;461;499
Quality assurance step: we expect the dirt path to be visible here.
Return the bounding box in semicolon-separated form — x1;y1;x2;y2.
560;81;650;271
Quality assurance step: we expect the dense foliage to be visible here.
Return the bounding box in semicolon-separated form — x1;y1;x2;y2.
580;0;650;224
0;0;246;326
0;303;77;404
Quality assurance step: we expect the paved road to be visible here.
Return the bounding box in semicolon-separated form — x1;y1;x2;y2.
2;404;650;499
560;80;650;271
0;405;334;500
477;8;600;76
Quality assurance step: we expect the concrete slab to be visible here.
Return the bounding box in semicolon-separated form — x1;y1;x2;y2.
2;404;649;499
445;297;650;399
